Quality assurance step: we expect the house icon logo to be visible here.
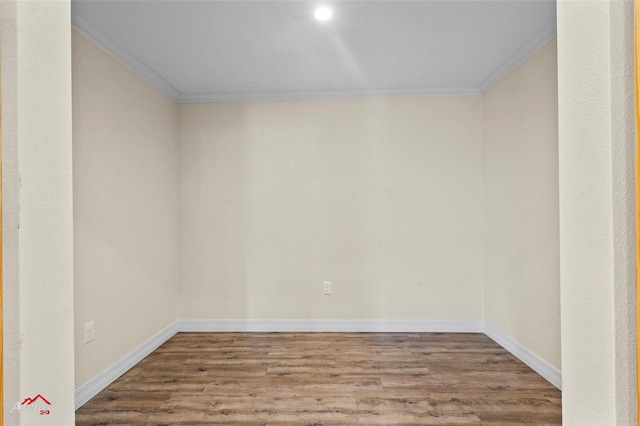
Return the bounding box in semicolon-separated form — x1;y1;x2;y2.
9;394;51;415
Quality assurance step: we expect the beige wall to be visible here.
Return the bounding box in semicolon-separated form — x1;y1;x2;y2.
1;2;76;424
178;96;484;320
558;1;636;424
72;30;179;387
482;38;560;369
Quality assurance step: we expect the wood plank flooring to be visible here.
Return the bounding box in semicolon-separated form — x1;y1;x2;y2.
75;333;561;425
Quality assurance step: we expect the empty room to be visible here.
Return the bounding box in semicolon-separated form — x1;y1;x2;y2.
1;0;636;425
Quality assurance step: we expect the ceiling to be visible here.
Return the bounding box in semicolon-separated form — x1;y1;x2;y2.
71;1;557;103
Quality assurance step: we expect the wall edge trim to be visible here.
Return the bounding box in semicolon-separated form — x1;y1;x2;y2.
74;319;562;410
74;322;178;409
71;12;181;100
477;17;557;92
176;88;482;103
484;321;562;390
70;9;554;103
175;319;485;332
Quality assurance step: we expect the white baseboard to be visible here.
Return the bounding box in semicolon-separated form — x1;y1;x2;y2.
484;321;562;390
75;319;561;410
74;322;178;409
176;319;484;333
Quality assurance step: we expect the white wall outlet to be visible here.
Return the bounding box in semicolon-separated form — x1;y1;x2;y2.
323;281;332;295
84;321;95;344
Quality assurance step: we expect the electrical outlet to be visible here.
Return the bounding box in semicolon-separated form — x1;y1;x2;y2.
84;321;95;344
323;281;332;295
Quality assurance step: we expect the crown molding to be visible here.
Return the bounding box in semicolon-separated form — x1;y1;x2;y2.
71;11;181;101
71;9;554;103
477;17;557;93
176;86;481;104
71;8;480;103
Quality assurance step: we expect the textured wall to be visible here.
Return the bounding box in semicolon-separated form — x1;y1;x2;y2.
483;38;560;369
73;30;179;387
1;2;76;424
178;96;484;321
558;0;636;424
0;2;20;421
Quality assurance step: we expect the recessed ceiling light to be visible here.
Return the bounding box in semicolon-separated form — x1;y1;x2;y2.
314;7;333;21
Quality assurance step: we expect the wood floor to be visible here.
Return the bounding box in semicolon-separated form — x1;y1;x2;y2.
75;332;562;425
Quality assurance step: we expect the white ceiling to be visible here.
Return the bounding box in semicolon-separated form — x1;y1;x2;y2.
71;1;557;103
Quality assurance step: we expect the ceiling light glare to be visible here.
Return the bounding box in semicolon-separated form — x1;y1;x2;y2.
314;7;333;21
